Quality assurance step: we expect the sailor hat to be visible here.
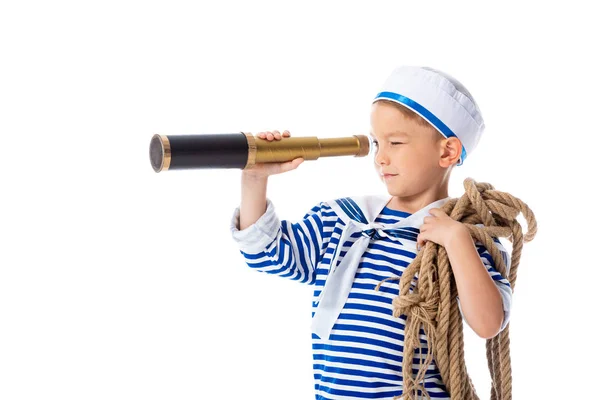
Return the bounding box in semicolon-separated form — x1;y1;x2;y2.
373;66;485;166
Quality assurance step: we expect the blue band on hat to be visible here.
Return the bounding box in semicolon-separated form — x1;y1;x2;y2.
373;91;467;166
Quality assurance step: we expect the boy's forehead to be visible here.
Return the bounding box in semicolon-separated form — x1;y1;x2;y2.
369;130;411;138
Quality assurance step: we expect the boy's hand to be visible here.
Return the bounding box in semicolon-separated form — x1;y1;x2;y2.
416;208;467;250
243;130;304;178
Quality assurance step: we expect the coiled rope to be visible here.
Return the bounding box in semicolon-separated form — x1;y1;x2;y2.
374;178;538;400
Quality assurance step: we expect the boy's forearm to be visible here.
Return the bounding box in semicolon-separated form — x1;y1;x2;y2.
444;228;504;339
239;172;268;231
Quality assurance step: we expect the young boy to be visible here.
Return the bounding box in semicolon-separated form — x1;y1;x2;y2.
230;66;512;399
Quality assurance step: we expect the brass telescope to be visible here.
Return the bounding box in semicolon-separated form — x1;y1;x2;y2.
149;132;372;172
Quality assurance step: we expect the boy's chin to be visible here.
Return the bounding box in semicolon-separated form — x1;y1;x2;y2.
385;185;406;196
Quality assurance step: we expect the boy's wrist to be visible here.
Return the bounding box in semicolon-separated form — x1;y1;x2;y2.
242;170;268;182
444;223;470;249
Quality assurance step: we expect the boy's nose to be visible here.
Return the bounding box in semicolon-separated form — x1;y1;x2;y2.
375;150;389;166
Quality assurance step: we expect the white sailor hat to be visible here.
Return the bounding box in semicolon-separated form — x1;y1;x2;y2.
373;66;485;166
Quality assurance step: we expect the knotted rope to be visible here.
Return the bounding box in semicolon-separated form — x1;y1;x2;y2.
374;178;538;400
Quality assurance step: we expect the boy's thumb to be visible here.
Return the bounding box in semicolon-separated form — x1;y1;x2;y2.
284;158;303;172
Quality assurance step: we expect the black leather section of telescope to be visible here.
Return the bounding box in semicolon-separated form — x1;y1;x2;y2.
169;133;249;169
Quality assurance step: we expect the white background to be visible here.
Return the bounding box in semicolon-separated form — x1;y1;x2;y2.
1;1;598;399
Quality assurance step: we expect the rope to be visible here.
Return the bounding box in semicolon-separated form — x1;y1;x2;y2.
374;178;538;399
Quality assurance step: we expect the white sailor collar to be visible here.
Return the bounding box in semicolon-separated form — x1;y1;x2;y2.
310;193;452;340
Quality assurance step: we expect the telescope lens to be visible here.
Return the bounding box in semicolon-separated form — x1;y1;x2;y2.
149;134;167;172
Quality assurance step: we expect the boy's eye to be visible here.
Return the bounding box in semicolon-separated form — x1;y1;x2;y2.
372;141;403;146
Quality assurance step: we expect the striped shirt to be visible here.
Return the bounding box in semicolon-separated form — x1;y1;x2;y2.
230;197;512;399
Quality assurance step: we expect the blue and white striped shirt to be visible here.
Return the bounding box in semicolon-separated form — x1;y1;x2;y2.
230;197;512;399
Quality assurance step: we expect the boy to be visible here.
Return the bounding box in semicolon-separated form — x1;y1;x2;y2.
230;66;512;399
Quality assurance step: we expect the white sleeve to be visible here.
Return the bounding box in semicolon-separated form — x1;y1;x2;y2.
230;198;330;285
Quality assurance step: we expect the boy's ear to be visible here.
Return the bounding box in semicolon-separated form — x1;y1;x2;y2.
439;137;462;167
